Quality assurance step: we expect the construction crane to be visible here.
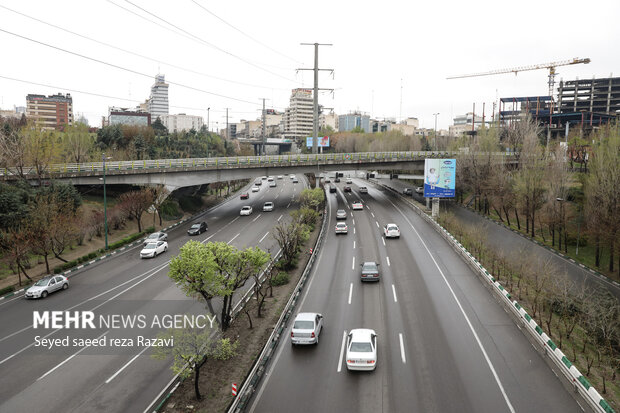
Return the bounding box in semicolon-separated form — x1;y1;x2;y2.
447;57;591;97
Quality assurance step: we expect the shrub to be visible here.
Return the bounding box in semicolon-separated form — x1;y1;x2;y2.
270;271;290;286
178;195;203;213
0;285;15;296
160;199;182;220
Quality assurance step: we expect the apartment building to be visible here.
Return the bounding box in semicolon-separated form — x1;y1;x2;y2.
282;89;314;141
159;113;204;133
26;93;73;130
147;74;169;121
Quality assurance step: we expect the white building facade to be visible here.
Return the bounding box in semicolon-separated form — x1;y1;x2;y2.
148;74;169;121
160;114;204;133
282;89;314;141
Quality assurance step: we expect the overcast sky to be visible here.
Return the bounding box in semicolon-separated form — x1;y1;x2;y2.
1;0;618;130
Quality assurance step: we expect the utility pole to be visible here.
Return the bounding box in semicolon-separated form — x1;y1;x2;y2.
261;98;266;155
299;43;333;154
225;108;229;139
207;107;210;132
433;113;439;150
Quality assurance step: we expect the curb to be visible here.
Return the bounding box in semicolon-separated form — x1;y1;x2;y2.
0;184;247;302
374;181;615;413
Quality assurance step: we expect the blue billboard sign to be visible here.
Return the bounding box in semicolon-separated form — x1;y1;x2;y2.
423;159;456;198
306;136;330;148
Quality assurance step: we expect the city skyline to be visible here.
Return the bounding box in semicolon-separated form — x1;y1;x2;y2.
1;0;618;130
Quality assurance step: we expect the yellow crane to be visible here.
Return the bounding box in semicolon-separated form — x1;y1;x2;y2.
447;57;591;96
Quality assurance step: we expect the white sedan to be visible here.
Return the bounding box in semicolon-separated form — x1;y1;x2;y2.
240;206;253;216
335;222;348;234
384;223;400;238
346;328;377;371
351;201;364;210
25;275;69;299
251;185;260;192
263;202;274;212
140;241;168;258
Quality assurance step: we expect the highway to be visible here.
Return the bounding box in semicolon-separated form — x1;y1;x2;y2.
249;176;582;413
0;175;306;413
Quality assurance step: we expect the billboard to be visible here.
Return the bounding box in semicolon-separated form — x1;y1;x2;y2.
306;136;330;148
424;159;456;198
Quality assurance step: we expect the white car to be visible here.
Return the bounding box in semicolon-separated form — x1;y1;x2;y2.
277;175;283;180
240;206;253;216
346;178;352;184
140;241;168;258
346;328;377;371
25;275;69;299
263;202;274;212
291;312;323;345
268;176;274;182
289;174;296;179
252;185;260;192
384;223;400;238
352;201;364;210
335;222;348;234
415;186;424;194
269;181;277;187
359;186;368;194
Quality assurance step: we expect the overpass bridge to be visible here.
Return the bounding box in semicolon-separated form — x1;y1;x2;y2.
0;151;513;191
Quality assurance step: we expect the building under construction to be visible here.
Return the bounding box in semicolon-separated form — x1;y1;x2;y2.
499;76;619;139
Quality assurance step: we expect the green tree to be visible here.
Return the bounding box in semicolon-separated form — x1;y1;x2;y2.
62;122;94;163
299;188;325;211
152;328;237;400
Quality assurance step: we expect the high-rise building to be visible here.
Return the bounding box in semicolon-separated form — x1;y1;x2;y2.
557;76;620;115
148;74;169;121
159;114;203;133
26;93;73;130
282;89;314;142
338;112;370;133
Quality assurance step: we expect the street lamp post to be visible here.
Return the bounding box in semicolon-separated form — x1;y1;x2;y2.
102;153;108;250
207;107;210;133
433;113;440;150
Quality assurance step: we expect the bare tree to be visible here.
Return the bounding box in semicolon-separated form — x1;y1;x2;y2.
0;228;33;285
117;188;154;233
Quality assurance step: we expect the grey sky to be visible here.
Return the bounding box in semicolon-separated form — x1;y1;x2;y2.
1;0;618;130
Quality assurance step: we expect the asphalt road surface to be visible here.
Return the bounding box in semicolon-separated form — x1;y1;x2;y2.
0;175;306;413
249;176;582;413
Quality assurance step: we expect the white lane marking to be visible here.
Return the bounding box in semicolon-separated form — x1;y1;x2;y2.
0;294;24;307
277;214;283;222
353;227;356;235
386;256;391;266
348;283;353;305
353;241;356;249
337;330;347;372
259;232;269;243
399;333;406;364
392;284;398;302
227;233;240;245
366;205;370;210
106;345;149;384
287;203;291;208
350;212;353;217
382;237;386;246
352;218;355;225
38;330;109;381
345;203;350;209
352;256;355;270
371;212;375;218
375;221;379;228
391;201;516;413
252;213;262;222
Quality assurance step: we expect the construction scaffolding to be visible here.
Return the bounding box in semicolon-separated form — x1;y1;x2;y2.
557;76;620;115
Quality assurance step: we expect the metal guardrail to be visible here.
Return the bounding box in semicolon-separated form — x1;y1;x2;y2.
0;151;514;178
374;180;615;413
227;197;330;413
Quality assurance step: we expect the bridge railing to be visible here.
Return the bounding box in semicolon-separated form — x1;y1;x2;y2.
0;151;512;177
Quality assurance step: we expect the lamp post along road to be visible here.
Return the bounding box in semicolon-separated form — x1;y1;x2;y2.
103;153;108;250
433;113;440;150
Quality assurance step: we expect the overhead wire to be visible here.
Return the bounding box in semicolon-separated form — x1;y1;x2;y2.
119;0;298;84
0;4;290;91
0;27;263;106
189;0;301;65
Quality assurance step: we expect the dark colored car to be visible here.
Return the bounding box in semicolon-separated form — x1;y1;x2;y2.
188;221;208;235
334;177;341;183
329;186;337;193
240;192;249;200
403;188;413;195
360;261;380;282
344;186;352;192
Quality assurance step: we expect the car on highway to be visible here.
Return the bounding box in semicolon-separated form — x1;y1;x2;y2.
335;222;348;234
344;186;352;192
254;179;262;186
334;177;340;183
352;201;364;210
277;175;283;179
268;176;274;181
329;186;337;193
359;186;368;194
262;176;267;180
289;174;296;179
346;178;352;184
240;206;253;216
187;221;208;235
140;241;168;258
292;177;299;183
336;209;347;220
263;202;274;212
143;231;168;246
360;261;380;281
403;188;413;195
415;186;424;194
252;186;260;192
291;312;323;345
240;192;249;200
269;181;277;187
25;275;69;299
384;223;400;239
324;178;331;183
346;328;377;371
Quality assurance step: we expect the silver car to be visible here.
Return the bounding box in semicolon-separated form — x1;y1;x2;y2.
360;261;380;282
143;231;168;246
291;312;323;345
336;209;347;220
25;275;69;299
335;222;348;234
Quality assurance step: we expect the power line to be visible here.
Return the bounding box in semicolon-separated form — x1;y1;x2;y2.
0;4;291;91
189;0;300;65
119;0;298;83
0;27;262;106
